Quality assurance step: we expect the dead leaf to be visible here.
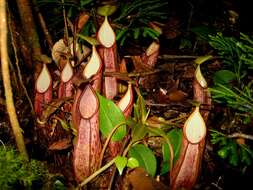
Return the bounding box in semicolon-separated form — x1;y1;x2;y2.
51;38;90;65
119;58;128;73
131;55;148;71
39;97;72;124
236;138;245;145
168;90;187;102
127;167;168;190
146;116;166;128
48;138;72;150
77;13;90;33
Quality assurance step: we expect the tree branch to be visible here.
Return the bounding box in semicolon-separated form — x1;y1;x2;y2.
227;133;253;141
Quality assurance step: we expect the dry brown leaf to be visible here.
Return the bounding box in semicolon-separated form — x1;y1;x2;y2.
127;167;168;190
77;12;90;33
39;97;72;124
168;90;187;102
48;138;72;150
236;138;245;145
146;116;166;128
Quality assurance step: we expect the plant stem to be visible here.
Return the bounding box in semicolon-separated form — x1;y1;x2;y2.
107;134;131;190
107;140;140;189
122;140;140;157
147;126;174;170
78;158;116;189
104;69;162;78
61;0;72;62
0;0;28;160
98;122;126;168
33;0;54;50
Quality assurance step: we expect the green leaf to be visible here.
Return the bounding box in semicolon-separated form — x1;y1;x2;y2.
77;34;99;46
127;118;148;143
179;38;192;50
54;116;77;136
210;130;226;145
127;157;139;169
53;180;67;190
128;144;157;177
166;128;182;161
97;93;126;141
145;126;177;174
191;26;217;41
240;144;253;159
116;28;128;41
134;94;148;124
213;70;236;85
161;128;182;174
57;118;70;132
80;0;94;7
133;28;140;40
218;146;229;159
143;27;160;39
97;5;117;17
240;147;252;165
114;156;128;175
120;35;127;46
160;161;169;175
131;123;148;143
229;141;239;166
79;21;94;36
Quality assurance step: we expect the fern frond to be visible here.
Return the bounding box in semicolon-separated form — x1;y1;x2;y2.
209;83;253;113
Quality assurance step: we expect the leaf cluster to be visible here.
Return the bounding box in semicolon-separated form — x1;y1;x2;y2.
186;29;253;169
209;83;253;115
113;0;168;45
98;92;182;177
36;0;168;46
208;33;253;83
211;130;253;167
208;33;253;115
114;0;168;24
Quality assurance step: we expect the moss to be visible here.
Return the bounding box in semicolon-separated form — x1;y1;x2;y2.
0;146;48;190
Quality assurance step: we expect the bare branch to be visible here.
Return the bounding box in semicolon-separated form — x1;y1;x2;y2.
227;133;253;141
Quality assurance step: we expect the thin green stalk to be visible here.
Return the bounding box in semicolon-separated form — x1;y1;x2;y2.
107;132;131;190
146;126;174;171
78;158;116;189
122;140;140;157
98;122;126;168
241;33;253;45
210;84;253;109
209;129;226;136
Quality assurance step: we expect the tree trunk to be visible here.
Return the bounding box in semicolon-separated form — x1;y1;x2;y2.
0;0;28;160
15;0;43;77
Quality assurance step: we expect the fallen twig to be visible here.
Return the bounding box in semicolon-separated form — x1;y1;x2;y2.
227;133;253;141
